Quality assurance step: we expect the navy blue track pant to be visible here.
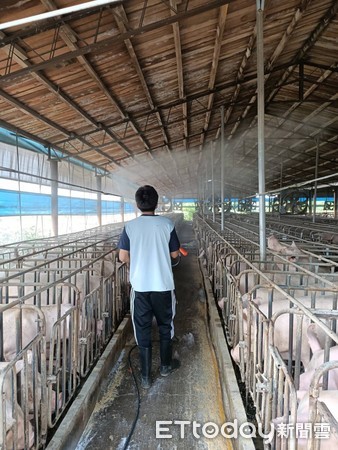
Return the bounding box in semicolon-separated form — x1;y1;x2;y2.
130;289;176;348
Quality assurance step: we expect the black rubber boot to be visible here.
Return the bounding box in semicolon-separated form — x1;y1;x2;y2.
160;340;180;377
139;346;152;389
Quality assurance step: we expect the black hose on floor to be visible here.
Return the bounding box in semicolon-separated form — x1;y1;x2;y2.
123;344;140;450
122;338;174;448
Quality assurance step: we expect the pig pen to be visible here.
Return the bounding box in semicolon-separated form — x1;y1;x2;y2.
195;214;338;450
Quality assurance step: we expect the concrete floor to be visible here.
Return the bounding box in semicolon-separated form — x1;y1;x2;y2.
76;221;232;450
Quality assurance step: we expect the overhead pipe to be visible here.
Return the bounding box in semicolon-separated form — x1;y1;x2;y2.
312;138;320;223
256;0;266;260
0;0;121;31
220;105;225;231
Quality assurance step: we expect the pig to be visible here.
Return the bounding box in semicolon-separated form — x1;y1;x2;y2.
234;240;309;296
267;235;306;260
0;361;35;449
92;258;125;278
269;239;338;275
15;351;47;419
281;241;306;260
289;391;338;450
231;294;337;369
267;234;288;253
14;351;62;422
2;303;74;361
298;324;338;397
319;232;338;245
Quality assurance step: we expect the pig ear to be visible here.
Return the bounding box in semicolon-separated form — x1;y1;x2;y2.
279;245;292;256
307;324;323;353
291;241;304;255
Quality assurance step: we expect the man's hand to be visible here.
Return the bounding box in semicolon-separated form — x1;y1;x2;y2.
170;250;180;259
119;249;130;264
171;253;181;267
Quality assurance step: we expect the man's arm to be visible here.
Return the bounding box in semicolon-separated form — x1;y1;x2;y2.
169;227;180;259
118;227;130;264
119;249;130;264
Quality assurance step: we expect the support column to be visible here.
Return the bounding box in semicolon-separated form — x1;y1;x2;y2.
205;149;209;217
279;161;283;214
199;174;203;215
220;106;225;231
202;165;206;217
312;139;319;223
96;175;102;227
198;173;201;214
256;0;266;260
211;142;216;223
50;158;58;237
334;188;338;220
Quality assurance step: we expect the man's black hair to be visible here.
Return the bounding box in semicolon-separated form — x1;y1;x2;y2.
135;185;159;212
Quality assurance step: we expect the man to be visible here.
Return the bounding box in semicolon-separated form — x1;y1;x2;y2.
118;185;181;389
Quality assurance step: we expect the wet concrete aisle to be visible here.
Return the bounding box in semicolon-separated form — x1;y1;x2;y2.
76;221;232;450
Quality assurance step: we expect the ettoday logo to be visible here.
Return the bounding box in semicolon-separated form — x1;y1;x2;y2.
155;420;274;443
155;420;331;443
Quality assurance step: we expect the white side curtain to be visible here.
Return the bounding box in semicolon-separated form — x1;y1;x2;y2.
0;142;137;200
